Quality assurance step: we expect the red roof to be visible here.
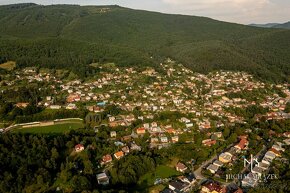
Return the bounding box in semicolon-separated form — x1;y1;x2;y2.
203;182;223;192
269;148;281;155
75;144;84;150
204;140;217;146
102;154;112;163
137;127;146;134
235;138;248;150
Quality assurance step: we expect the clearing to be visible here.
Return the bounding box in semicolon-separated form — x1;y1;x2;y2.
0;61;16;71
13;122;84;134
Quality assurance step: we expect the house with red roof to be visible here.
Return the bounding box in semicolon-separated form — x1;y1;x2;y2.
75;144;84;153
234;138;248;151
101;154;113;165
201;181;225;193
136;127;146;135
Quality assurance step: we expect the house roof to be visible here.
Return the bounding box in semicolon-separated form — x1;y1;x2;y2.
269;148;281;155
203;182;223;192
114;151;124;158
102;154;112;162
176;162;187;170
75;144;84;149
169;181;186;191
235;138;248;150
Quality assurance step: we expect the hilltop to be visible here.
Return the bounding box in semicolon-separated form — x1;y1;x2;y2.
0;3;289;82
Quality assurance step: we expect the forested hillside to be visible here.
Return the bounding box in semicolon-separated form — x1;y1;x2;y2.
0;3;289;82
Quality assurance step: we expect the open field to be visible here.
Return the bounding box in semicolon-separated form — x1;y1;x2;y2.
139;165;181;186
13;122;84;134
0;61;16;70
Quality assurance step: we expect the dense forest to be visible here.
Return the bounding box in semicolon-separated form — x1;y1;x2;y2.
0;3;289;82
1;119;290;193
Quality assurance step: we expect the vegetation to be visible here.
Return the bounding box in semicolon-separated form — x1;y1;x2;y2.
13;122;84;134
0;3;289;82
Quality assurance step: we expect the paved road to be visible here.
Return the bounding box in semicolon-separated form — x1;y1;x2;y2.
193;143;234;180
194;154;217;180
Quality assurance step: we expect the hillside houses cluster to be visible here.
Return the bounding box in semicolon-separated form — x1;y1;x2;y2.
2;63;289;129
242;141;288;188
206;136;249;174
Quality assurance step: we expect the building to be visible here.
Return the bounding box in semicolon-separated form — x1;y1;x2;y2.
97;173;109;185
201;181;224;193
110;131;117;138
202;139;217;147
234;138;249;151
75;144;84;153
161;136;168;143
176;162;188;173
219;152;233;163
114;151;124;160
172;136;179;143
121;146;130;154
207;164;219;174
252;166;264;177
101;154;112;165
136;127;146;135
169;181;189;193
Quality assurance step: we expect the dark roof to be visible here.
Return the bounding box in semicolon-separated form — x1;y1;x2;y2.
169;181;186;191
161;188;174;193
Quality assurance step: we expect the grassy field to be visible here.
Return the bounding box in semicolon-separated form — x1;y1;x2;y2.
14;122;84;134
139;165;181;187
0;61;16;70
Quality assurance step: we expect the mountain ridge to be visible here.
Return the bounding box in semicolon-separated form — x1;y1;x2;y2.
0;3;289;82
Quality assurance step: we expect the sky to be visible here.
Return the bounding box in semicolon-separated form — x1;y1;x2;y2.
0;0;290;24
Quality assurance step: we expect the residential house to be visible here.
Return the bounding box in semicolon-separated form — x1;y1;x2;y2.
101;154;112;165
130;143;141;151
201;181;224;193
136;127;146;135
202;139;217;147
219;152;233;163
172;136;179;143
234;138;249;151
252;166;264;177
207;164;219;174
264;151;276;160
75;144;84;153
110;131;117;138
121;146;130;154
114;151;124;160
97;173;109;185
213;160;223;167
161;136;168;143
169;181;189;193
176;162;188;173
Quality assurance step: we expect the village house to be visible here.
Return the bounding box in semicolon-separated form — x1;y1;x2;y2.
114;151;124;160
172;136;179;143
75;144;84;153
101;154;113;165
207;164;219;174
234;137;249;151
176;162;188;173
97;172;109;185
136;127;146;135
110;131;117;138
121;146;130;154
168;181;190;193
201;181;224;193
160;136;168;143
219;152;233;163
202;139;217;147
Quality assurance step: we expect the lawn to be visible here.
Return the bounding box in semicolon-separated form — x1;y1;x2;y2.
139;165;181;187
13;122;84;134
0;61;16;70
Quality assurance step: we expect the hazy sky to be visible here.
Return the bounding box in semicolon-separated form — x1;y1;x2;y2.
0;0;290;24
